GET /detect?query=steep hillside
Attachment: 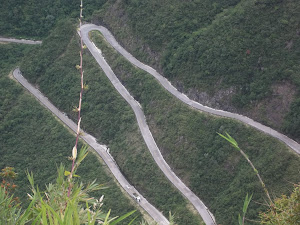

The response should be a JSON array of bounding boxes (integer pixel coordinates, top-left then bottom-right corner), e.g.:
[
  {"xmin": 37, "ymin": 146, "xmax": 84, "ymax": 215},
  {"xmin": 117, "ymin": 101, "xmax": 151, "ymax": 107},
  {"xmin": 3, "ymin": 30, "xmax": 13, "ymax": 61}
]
[
  {"xmin": 90, "ymin": 30, "xmax": 300, "ymax": 224},
  {"xmin": 0, "ymin": 0, "xmax": 108, "ymax": 38},
  {"xmin": 2, "ymin": 0, "xmax": 300, "ymax": 224},
  {"xmin": 0, "ymin": 43, "xmax": 140, "ymax": 224},
  {"xmin": 93, "ymin": 0, "xmax": 300, "ymax": 141},
  {"xmin": 20, "ymin": 20, "xmax": 204, "ymax": 224}
]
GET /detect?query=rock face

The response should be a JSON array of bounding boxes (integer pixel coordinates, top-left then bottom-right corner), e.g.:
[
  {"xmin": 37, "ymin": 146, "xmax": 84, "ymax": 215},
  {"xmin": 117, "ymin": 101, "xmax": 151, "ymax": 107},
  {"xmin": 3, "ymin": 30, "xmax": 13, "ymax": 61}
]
[
  {"xmin": 174, "ymin": 78, "xmax": 296, "ymax": 131},
  {"xmin": 241, "ymin": 81, "xmax": 297, "ymax": 130},
  {"xmin": 173, "ymin": 79, "xmax": 237, "ymax": 111}
]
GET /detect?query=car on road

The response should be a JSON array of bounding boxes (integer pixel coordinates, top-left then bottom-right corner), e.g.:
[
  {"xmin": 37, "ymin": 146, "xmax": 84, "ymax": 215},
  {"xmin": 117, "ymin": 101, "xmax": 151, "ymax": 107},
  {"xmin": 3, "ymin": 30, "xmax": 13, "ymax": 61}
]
[{"xmin": 133, "ymin": 193, "xmax": 141, "ymax": 202}]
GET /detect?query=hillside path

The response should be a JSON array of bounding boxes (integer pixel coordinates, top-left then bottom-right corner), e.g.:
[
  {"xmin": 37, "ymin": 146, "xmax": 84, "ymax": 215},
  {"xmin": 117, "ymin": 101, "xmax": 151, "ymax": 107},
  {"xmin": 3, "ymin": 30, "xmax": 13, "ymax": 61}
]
[
  {"xmin": 81, "ymin": 25, "xmax": 216, "ymax": 225},
  {"xmin": 13, "ymin": 68, "xmax": 169, "ymax": 225},
  {"xmin": 0, "ymin": 37, "xmax": 42, "ymax": 44},
  {"xmin": 81, "ymin": 24, "xmax": 300, "ymax": 155}
]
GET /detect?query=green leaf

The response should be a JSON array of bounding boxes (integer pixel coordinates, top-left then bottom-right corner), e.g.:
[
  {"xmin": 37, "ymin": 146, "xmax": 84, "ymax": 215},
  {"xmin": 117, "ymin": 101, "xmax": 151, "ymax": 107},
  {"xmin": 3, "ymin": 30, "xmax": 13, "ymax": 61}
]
[
  {"xmin": 127, "ymin": 216, "xmax": 138, "ymax": 225},
  {"xmin": 243, "ymin": 193, "xmax": 253, "ymax": 214},
  {"xmin": 16, "ymin": 197, "xmax": 36, "ymax": 224},
  {"xmin": 238, "ymin": 214, "xmax": 243, "ymax": 225},
  {"xmin": 32, "ymin": 211, "xmax": 42, "ymax": 225},
  {"xmin": 217, "ymin": 132, "xmax": 240, "ymax": 150},
  {"xmin": 64, "ymin": 171, "xmax": 71, "ymax": 176},
  {"xmin": 110, "ymin": 210, "xmax": 136, "ymax": 225},
  {"xmin": 45, "ymin": 204, "xmax": 64, "ymax": 225},
  {"xmin": 103, "ymin": 209, "xmax": 111, "ymax": 224},
  {"xmin": 41, "ymin": 202, "xmax": 48, "ymax": 225},
  {"xmin": 72, "ymin": 202, "xmax": 80, "ymax": 225}
]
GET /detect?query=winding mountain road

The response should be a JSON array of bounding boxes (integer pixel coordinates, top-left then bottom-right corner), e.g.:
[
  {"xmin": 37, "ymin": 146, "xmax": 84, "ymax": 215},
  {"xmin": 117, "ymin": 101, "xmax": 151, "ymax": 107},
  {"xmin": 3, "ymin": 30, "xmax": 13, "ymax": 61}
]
[
  {"xmin": 9, "ymin": 22, "xmax": 299, "ymax": 225},
  {"xmin": 81, "ymin": 24, "xmax": 300, "ymax": 155},
  {"xmin": 81, "ymin": 25, "xmax": 216, "ymax": 225},
  {"xmin": 12, "ymin": 68, "xmax": 169, "ymax": 225}
]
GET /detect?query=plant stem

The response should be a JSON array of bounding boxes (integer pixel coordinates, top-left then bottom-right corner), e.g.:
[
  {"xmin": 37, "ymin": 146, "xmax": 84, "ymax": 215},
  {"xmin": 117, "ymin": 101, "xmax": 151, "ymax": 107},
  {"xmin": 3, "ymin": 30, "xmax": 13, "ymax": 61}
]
[
  {"xmin": 68, "ymin": 0, "xmax": 84, "ymax": 198},
  {"xmin": 239, "ymin": 148, "xmax": 273, "ymax": 205}
]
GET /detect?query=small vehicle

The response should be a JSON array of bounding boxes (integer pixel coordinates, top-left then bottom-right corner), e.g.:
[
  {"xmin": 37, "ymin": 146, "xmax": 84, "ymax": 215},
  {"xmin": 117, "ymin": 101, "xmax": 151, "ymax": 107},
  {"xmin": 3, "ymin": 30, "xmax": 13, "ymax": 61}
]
[{"xmin": 133, "ymin": 193, "xmax": 141, "ymax": 202}]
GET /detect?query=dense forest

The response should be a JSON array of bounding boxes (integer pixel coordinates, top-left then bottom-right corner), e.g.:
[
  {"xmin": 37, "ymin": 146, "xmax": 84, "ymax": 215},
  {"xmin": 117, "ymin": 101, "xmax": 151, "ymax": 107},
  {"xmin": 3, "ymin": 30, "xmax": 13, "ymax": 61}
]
[
  {"xmin": 93, "ymin": 0, "xmax": 300, "ymax": 141},
  {"xmin": 1, "ymin": 0, "xmax": 300, "ymax": 224}
]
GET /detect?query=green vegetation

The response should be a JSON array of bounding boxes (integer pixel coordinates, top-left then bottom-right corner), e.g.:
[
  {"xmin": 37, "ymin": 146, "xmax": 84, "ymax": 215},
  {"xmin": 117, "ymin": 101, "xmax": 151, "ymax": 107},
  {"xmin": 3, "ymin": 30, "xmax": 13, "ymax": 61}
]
[
  {"xmin": 3, "ymin": 0, "xmax": 300, "ymax": 223},
  {"xmin": 0, "ymin": 0, "xmax": 108, "ymax": 38},
  {"xmin": 0, "ymin": 154, "xmax": 136, "ymax": 225},
  {"xmin": 259, "ymin": 184, "xmax": 300, "ymax": 224},
  {"xmin": 283, "ymin": 99, "xmax": 300, "ymax": 140},
  {"xmin": 0, "ymin": 43, "xmax": 140, "ymax": 224},
  {"xmin": 94, "ymin": 0, "xmax": 300, "ymax": 140},
  {"xmin": 20, "ymin": 21, "xmax": 204, "ymax": 224},
  {"xmin": 91, "ymin": 31, "xmax": 300, "ymax": 224},
  {"xmin": 220, "ymin": 133, "xmax": 300, "ymax": 225}
]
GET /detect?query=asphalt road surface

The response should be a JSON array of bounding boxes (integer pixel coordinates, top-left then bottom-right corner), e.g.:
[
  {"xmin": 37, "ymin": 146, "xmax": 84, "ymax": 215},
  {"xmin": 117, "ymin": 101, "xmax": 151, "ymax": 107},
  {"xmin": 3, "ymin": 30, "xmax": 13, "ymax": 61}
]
[
  {"xmin": 81, "ymin": 25, "xmax": 216, "ymax": 225},
  {"xmin": 13, "ymin": 68, "xmax": 169, "ymax": 225},
  {"xmin": 81, "ymin": 24, "xmax": 300, "ymax": 156},
  {"xmin": 0, "ymin": 37, "xmax": 42, "ymax": 45}
]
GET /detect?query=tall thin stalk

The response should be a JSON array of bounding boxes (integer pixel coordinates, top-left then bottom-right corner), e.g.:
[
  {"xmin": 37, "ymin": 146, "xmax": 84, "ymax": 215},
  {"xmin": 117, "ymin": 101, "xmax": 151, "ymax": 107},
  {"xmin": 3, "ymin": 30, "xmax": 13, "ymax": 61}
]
[
  {"xmin": 218, "ymin": 132, "xmax": 274, "ymax": 205},
  {"xmin": 68, "ymin": 0, "xmax": 84, "ymax": 198}
]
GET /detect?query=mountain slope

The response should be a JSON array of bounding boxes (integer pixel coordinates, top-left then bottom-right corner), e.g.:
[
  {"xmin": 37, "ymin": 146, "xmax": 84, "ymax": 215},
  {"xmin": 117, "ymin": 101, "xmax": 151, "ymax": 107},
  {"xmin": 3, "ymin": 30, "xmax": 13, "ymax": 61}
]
[
  {"xmin": 0, "ymin": 42, "xmax": 140, "ymax": 223},
  {"xmin": 93, "ymin": 0, "xmax": 300, "ymax": 141},
  {"xmin": 90, "ymin": 30, "xmax": 300, "ymax": 224}
]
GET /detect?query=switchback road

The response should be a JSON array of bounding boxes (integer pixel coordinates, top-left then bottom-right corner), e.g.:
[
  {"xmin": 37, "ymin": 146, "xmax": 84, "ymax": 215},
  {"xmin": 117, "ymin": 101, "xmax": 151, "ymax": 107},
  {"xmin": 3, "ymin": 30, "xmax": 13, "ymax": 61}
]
[
  {"xmin": 13, "ymin": 68, "xmax": 169, "ymax": 225},
  {"xmin": 11, "ymin": 22, "xmax": 300, "ymax": 224},
  {"xmin": 81, "ymin": 25, "xmax": 216, "ymax": 225},
  {"xmin": 81, "ymin": 24, "xmax": 300, "ymax": 155}
]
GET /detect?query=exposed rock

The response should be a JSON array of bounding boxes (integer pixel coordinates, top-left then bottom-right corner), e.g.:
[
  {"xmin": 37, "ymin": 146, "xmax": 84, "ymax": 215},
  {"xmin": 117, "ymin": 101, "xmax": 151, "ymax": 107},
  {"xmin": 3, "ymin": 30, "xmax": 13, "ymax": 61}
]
[
  {"xmin": 174, "ymin": 79, "xmax": 238, "ymax": 112},
  {"xmin": 241, "ymin": 81, "xmax": 296, "ymax": 129}
]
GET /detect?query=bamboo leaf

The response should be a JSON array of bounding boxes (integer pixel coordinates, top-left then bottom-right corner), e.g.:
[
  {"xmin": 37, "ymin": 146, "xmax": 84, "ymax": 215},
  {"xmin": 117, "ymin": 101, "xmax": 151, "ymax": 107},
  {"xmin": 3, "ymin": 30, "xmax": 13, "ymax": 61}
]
[
  {"xmin": 16, "ymin": 197, "xmax": 36, "ymax": 224},
  {"xmin": 238, "ymin": 214, "xmax": 243, "ymax": 225},
  {"xmin": 45, "ymin": 204, "xmax": 64, "ymax": 225},
  {"xmin": 41, "ymin": 203, "xmax": 48, "ymax": 225},
  {"xmin": 32, "ymin": 211, "xmax": 42, "ymax": 225},
  {"xmin": 217, "ymin": 132, "xmax": 240, "ymax": 150},
  {"xmin": 110, "ymin": 210, "xmax": 136, "ymax": 225},
  {"xmin": 127, "ymin": 216, "xmax": 138, "ymax": 225},
  {"xmin": 103, "ymin": 209, "xmax": 111, "ymax": 224},
  {"xmin": 243, "ymin": 193, "xmax": 253, "ymax": 214}
]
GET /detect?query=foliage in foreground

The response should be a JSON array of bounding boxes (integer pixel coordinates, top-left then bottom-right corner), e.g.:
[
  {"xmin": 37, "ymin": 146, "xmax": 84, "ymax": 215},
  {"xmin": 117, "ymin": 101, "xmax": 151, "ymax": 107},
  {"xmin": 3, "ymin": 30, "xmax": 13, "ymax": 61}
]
[
  {"xmin": 0, "ymin": 42, "xmax": 140, "ymax": 223},
  {"xmin": 220, "ymin": 132, "xmax": 300, "ymax": 225},
  {"xmin": 0, "ymin": 148, "xmax": 136, "ymax": 225},
  {"xmin": 259, "ymin": 184, "xmax": 300, "ymax": 224}
]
